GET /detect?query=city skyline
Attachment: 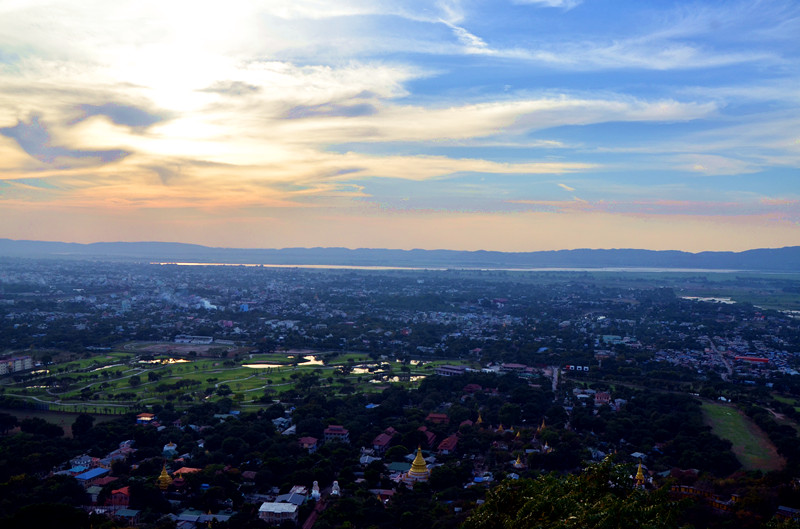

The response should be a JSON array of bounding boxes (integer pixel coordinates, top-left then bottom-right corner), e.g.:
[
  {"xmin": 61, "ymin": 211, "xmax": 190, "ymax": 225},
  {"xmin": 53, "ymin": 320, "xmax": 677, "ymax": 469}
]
[{"xmin": 1, "ymin": 1, "xmax": 799, "ymax": 252}]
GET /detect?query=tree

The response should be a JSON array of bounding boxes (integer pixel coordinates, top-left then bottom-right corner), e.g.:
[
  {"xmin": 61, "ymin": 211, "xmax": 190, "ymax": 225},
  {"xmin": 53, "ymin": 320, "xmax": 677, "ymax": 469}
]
[
  {"xmin": 464, "ymin": 458, "xmax": 688, "ymax": 529},
  {"xmin": 19, "ymin": 417, "xmax": 64, "ymax": 438},
  {"xmin": 129, "ymin": 375, "xmax": 141, "ymax": 387},
  {"xmin": 0, "ymin": 412, "xmax": 18, "ymax": 434},
  {"xmin": 71, "ymin": 413, "xmax": 94, "ymax": 438},
  {"xmin": 4, "ymin": 503, "xmax": 88, "ymax": 529}
]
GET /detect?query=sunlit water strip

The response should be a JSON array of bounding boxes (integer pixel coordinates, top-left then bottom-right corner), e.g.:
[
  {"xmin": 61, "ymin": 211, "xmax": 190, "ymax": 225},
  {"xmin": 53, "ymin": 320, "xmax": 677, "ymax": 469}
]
[{"xmin": 153, "ymin": 262, "xmax": 744, "ymax": 273}]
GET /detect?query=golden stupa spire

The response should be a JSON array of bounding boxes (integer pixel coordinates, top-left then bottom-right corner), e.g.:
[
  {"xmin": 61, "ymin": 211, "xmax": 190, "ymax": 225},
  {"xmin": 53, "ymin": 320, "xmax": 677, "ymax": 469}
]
[
  {"xmin": 158, "ymin": 462, "xmax": 173, "ymax": 491},
  {"xmin": 410, "ymin": 446, "xmax": 428, "ymax": 475},
  {"xmin": 537, "ymin": 419, "xmax": 546, "ymax": 433},
  {"xmin": 476, "ymin": 412, "xmax": 483, "ymax": 425},
  {"xmin": 634, "ymin": 460, "xmax": 645, "ymax": 488}
]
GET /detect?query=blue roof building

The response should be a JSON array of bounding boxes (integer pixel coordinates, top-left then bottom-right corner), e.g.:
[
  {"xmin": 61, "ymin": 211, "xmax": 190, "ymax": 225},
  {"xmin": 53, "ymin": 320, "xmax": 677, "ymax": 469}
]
[{"xmin": 75, "ymin": 467, "xmax": 110, "ymax": 483}]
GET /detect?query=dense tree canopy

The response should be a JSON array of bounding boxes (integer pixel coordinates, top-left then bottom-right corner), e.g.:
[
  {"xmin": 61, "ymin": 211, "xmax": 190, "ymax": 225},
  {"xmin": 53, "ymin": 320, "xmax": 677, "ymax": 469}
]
[{"xmin": 464, "ymin": 458, "xmax": 688, "ymax": 529}]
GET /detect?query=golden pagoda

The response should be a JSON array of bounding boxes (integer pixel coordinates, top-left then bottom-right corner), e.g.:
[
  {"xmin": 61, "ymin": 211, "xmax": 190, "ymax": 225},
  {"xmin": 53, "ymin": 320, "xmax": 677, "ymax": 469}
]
[
  {"xmin": 634, "ymin": 460, "xmax": 646, "ymax": 488},
  {"xmin": 513, "ymin": 455, "xmax": 526, "ymax": 469},
  {"xmin": 157, "ymin": 463, "xmax": 173, "ymax": 491},
  {"xmin": 476, "ymin": 412, "xmax": 483, "ymax": 426},
  {"xmin": 402, "ymin": 446, "xmax": 430, "ymax": 485},
  {"xmin": 537, "ymin": 419, "xmax": 546, "ymax": 434}
]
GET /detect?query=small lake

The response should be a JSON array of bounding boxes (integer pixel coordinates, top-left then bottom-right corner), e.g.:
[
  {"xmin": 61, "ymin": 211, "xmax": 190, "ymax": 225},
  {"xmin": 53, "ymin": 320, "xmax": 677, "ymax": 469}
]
[
  {"xmin": 138, "ymin": 358, "xmax": 190, "ymax": 365},
  {"xmin": 244, "ymin": 355, "xmax": 324, "ymax": 369}
]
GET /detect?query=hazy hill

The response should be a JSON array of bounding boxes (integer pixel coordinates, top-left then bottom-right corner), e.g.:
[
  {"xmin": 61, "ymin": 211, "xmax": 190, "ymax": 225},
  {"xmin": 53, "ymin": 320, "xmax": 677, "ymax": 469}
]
[{"xmin": 1, "ymin": 239, "xmax": 799, "ymax": 271}]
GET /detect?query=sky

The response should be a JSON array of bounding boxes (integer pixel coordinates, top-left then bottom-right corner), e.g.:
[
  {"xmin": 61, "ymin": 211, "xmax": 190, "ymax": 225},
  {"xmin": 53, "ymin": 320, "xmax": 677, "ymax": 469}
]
[{"xmin": 0, "ymin": 0, "xmax": 799, "ymax": 252}]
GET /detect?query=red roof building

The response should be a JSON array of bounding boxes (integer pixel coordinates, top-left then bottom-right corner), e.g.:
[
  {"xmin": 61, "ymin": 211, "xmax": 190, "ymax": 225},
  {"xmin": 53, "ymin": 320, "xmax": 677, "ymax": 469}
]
[
  {"xmin": 372, "ymin": 427, "xmax": 398, "ymax": 454},
  {"xmin": 324, "ymin": 425, "xmax": 350, "ymax": 443},
  {"xmin": 437, "ymin": 434, "xmax": 459, "ymax": 455},
  {"xmin": 417, "ymin": 426, "xmax": 436, "ymax": 447},
  {"xmin": 595, "ymin": 392, "xmax": 611, "ymax": 406},
  {"xmin": 425, "ymin": 412, "xmax": 449, "ymax": 425},
  {"xmin": 110, "ymin": 486, "xmax": 130, "ymax": 507},
  {"xmin": 298, "ymin": 436, "xmax": 319, "ymax": 454}
]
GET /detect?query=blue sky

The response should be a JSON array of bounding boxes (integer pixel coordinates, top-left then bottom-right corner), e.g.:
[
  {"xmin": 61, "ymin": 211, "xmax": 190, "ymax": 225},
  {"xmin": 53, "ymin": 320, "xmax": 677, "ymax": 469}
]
[{"xmin": 0, "ymin": 0, "xmax": 798, "ymax": 251}]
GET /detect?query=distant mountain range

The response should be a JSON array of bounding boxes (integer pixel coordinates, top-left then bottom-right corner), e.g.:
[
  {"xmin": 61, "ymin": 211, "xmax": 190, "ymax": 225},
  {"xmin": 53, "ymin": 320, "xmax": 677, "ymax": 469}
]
[{"xmin": 1, "ymin": 239, "xmax": 799, "ymax": 272}]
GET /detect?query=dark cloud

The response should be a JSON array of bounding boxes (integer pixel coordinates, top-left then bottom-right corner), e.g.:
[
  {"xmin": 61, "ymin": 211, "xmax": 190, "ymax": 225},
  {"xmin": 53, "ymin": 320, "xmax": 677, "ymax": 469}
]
[
  {"xmin": 74, "ymin": 103, "xmax": 166, "ymax": 129},
  {"xmin": 0, "ymin": 115, "xmax": 129, "ymax": 165},
  {"xmin": 200, "ymin": 81, "xmax": 261, "ymax": 96},
  {"xmin": 147, "ymin": 165, "xmax": 180, "ymax": 185},
  {"xmin": 285, "ymin": 102, "xmax": 378, "ymax": 119}
]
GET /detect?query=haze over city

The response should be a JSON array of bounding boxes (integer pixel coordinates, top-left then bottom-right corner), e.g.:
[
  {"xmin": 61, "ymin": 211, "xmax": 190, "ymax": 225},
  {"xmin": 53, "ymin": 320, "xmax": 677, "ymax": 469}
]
[{"xmin": 1, "ymin": 1, "xmax": 799, "ymax": 252}]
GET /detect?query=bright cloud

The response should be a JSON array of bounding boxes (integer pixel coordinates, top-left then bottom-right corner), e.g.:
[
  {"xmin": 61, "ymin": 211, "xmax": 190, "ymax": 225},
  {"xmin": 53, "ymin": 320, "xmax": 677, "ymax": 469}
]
[{"xmin": 0, "ymin": 0, "xmax": 799, "ymax": 251}]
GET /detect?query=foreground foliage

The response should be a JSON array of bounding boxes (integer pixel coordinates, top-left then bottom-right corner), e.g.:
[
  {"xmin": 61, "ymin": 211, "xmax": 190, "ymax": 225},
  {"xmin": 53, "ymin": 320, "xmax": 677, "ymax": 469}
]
[{"xmin": 464, "ymin": 458, "xmax": 688, "ymax": 529}]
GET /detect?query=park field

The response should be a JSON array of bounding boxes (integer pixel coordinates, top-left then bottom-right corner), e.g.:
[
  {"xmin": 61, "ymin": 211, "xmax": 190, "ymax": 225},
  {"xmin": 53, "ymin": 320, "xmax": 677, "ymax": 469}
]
[
  {"xmin": 1, "ymin": 345, "xmax": 478, "ymax": 417},
  {"xmin": 701, "ymin": 401, "xmax": 785, "ymax": 472}
]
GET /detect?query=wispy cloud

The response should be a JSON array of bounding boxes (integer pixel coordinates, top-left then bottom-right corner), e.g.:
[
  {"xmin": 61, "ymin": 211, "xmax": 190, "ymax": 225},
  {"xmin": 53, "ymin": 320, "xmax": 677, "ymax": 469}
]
[{"xmin": 511, "ymin": 0, "xmax": 582, "ymax": 9}]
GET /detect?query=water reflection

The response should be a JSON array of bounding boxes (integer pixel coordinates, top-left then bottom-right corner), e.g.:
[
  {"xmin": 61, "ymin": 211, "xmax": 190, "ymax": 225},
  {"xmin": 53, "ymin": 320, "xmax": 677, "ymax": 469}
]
[
  {"xmin": 369, "ymin": 376, "xmax": 426, "ymax": 383},
  {"xmin": 245, "ymin": 355, "xmax": 324, "ymax": 369},
  {"xmin": 298, "ymin": 355, "xmax": 324, "ymax": 366},
  {"xmin": 681, "ymin": 296, "xmax": 736, "ymax": 304},
  {"xmin": 395, "ymin": 359, "xmax": 421, "ymax": 365},
  {"xmin": 138, "ymin": 358, "xmax": 189, "ymax": 365}
]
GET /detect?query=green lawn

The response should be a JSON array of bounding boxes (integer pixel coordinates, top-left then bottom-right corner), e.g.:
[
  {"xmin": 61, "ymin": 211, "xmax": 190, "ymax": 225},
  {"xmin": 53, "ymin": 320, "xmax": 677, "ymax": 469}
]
[
  {"xmin": 772, "ymin": 394, "xmax": 799, "ymax": 406},
  {"xmin": 701, "ymin": 401, "xmax": 784, "ymax": 472},
  {"xmin": 4, "ymin": 347, "xmax": 443, "ymax": 414}
]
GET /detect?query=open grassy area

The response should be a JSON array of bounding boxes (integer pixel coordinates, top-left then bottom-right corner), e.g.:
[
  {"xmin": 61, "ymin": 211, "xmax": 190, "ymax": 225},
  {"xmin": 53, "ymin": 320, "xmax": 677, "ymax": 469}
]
[
  {"xmin": 2, "ymin": 408, "xmax": 123, "ymax": 437},
  {"xmin": 701, "ymin": 401, "xmax": 785, "ymax": 472},
  {"xmin": 2, "ymin": 345, "xmax": 458, "ymax": 416},
  {"xmin": 772, "ymin": 394, "xmax": 800, "ymax": 413}
]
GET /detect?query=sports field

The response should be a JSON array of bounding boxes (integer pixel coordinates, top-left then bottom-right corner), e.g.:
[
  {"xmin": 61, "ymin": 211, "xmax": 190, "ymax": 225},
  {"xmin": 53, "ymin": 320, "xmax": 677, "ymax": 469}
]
[{"xmin": 701, "ymin": 401, "xmax": 784, "ymax": 472}]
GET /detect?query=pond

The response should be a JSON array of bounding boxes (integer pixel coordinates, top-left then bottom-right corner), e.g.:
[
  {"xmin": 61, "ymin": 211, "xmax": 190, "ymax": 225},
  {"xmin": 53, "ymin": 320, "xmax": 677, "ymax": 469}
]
[
  {"xmin": 138, "ymin": 358, "xmax": 190, "ymax": 365},
  {"xmin": 244, "ymin": 355, "xmax": 325, "ymax": 369}
]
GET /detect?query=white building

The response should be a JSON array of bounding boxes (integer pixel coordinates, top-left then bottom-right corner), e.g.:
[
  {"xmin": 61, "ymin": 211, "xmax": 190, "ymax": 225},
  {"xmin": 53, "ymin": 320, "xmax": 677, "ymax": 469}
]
[
  {"xmin": 258, "ymin": 502, "xmax": 298, "ymax": 525},
  {"xmin": 0, "ymin": 356, "xmax": 33, "ymax": 375}
]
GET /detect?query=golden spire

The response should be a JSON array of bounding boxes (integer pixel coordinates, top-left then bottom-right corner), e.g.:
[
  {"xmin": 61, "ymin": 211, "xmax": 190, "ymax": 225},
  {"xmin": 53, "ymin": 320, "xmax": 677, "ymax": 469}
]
[
  {"xmin": 410, "ymin": 446, "xmax": 428, "ymax": 475},
  {"xmin": 634, "ymin": 460, "xmax": 645, "ymax": 488},
  {"xmin": 402, "ymin": 446, "xmax": 430, "ymax": 485},
  {"xmin": 158, "ymin": 463, "xmax": 173, "ymax": 491},
  {"xmin": 497, "ymin": 424, "xmax": 504, "ymax": 433},
  {"xmin": 537, "ymin": 419, "xmax": 546, "ymax": 433},
  {"xmin": 476, "ymin": 412, "xmax": 483, "ymax": 425}
]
